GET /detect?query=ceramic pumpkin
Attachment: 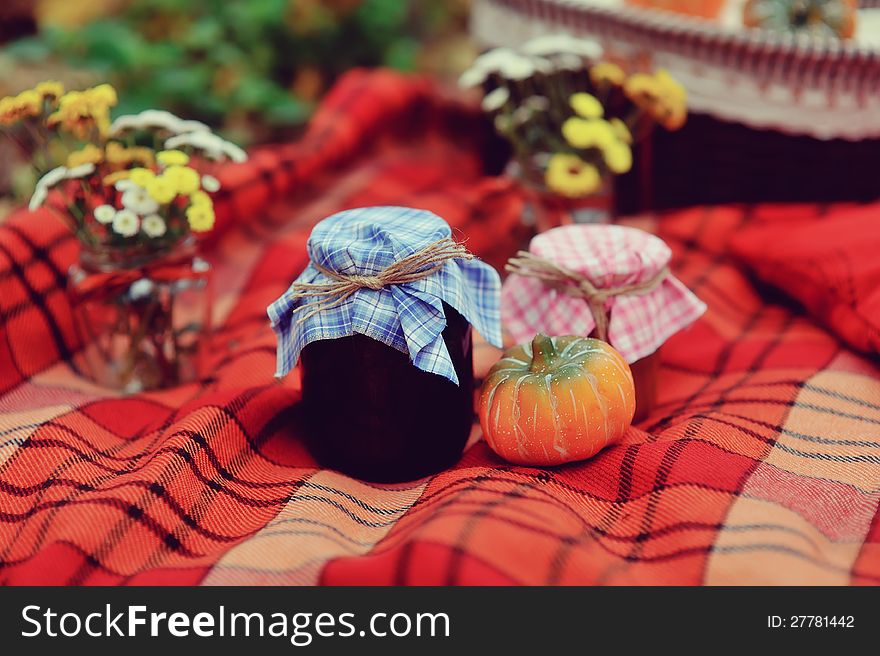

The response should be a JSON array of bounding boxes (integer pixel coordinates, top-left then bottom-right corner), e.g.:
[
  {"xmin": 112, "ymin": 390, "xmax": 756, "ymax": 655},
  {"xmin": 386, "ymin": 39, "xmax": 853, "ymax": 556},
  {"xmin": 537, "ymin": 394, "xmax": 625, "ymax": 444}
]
[{"xmin": 479, "ymin": 334, "xmax": 635, "ymax": 466}]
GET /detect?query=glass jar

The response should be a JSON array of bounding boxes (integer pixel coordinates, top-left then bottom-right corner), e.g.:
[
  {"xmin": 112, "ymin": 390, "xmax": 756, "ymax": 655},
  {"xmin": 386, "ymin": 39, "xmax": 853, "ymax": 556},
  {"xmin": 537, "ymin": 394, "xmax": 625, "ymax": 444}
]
[
  {"xmin": 301, "ymin": 304, "xmax": 473, "ymax": 483},
  {"xmin": 268, "ymin": 206, "xmax": 503, "ymax": 483},
  {"xmin": 502, "ymin": 224, "xmax": 706, "ymax": 425},
  {"xmin": 507, "ymin": 157, "xmax": 614, "ymax": 233},
  {"xmin": 67, "ymin": 236, "xmax": 212, "ymax": 392}
]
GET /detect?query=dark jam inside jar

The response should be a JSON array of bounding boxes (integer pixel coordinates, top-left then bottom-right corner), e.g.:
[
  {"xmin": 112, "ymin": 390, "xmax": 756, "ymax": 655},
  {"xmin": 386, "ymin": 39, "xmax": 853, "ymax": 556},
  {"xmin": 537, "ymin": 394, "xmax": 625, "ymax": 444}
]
[{"xmin": 300, "ymin": 304, "xmax": 473, "ymax": 483}]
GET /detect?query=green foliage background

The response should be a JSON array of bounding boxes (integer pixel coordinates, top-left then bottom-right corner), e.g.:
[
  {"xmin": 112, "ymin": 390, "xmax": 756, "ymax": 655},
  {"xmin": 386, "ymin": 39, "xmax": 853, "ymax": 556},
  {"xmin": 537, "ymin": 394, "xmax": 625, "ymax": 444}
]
[{"xmin": 3, "ymin": 0, "xmax": 468, "ymax": 144}]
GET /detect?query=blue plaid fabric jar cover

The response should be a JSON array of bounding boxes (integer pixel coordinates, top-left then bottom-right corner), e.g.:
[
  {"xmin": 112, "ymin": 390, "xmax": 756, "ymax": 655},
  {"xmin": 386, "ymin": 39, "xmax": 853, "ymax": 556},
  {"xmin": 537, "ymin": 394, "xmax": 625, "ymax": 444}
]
[{"xmin": 268, "ymin": 206, "xmax": 503, "ymax": 385}]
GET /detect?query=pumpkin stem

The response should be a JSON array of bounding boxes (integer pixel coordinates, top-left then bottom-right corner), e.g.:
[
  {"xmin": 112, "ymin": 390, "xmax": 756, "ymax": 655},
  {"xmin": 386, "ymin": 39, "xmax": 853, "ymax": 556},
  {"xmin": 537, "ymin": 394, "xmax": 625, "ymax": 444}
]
[{"xmin": 529, "ymin": 334, "xmax": 557, "ymax": 373}]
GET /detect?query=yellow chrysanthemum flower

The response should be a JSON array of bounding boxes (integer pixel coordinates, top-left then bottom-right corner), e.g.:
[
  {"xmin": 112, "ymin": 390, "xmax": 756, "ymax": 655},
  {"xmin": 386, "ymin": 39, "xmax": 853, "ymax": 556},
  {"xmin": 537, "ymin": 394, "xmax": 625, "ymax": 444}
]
[
  {"xmin": 189, "ymin": 190, "xmax": 212, "ymax": 207},
  {"xmin": 569, "ymin": 93, "xmax": 603, "ymax": 119},
  {"xmin": 163, "ymin": 165, "xmax": 200, "ymax": 195},
  {"xmin": 654, "ymin": 69, "xmax": 687, "ymax": 130},
  {"xmin": 128, "ymin": 168, "xmax": 156, "ymax": 188},
  {"xmin": 603, "ymin": 141, "xmax": 633, "ymax": 175},
  {"xmin": 624, "ymin": 73, "xmax": 660, "ymax": 107},
  {"xmin": 106, "ymin": 142, "xmax": 155, "ymax": 168},
  {"xmin": 16, "ymin": 90, "xmax": 43, "ymax": 114},
  {"xmin": 610, "ymin": 118, "xmax": 633, "ymax": 145},
  {"xmin": 186, "ymin": 203, "xmax": 215, "ymax": 232},
  {"xmin": 35, "ymin": 81, "xmax": 65, "ymax": 100},
  {"xmin": 545, "ymin": 153, "xmax": 601, "ymax": 198},
  {"xmin": 47, "ymin": 91, "xmax": 93, "ymax": 138},
  {"xmin": 146, "ymin": 176, "xmax": 177, "ymax": 204},
  {"xmin": 103, "ymin": 170, "xmax": 132, "ymax": 186},
  {"xmin": 66, "ymin": 144, "xmax": 104, "ymax": 168},
  {"xmin": 589, "ymin": 62, "xmax": 626, "ymax": 87},
  {"xmin": 87, "ymin": 84, "xmax": 116, "ymax": 136},
  {"xmin": 48, "ymin": 90, "xmax": 86, "ymax": 116},
  {"xmin": 561, "ymin": 117, "xmax": 615, "ymax": 150},
  {"xmin": 89, "ymin": 84, "xmax": 117, "ymax": 104},
  {"xmin": 47, "ymin": 84, "xmax": 117, "ymax": 138},
  {"xmin": 0, "ymin": 100, "xmax": 17, "ymax": 125},
  {"xmin": 624, "ymin": 69, "xmax": 687, "ymax": 131},
  {"xmin": 0, "ymin": 97, "xmax": 13, "ymax": 124},
  {"xmin": 157, "ymin": 150, "xmax": 190, "ymax": 167},
  {"xmin": 0, "ymin": 90, "xmax": 43, "ymax": 124}
]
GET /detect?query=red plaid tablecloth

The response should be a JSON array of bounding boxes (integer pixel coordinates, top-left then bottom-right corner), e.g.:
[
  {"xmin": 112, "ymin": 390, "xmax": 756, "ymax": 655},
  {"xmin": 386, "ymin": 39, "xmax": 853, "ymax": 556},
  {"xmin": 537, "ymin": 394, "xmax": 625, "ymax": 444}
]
[{"xmin": 1, "ymin": 70, "xmax": 879, "ymax": 585}]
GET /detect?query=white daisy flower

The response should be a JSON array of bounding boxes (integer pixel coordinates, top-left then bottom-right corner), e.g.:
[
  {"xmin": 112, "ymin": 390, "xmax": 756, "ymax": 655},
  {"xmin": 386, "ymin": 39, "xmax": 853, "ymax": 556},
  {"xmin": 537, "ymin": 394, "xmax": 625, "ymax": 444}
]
[
  {"xmin": 472, "ymin": 47, "xmax": 518, "ymax": 72},
  {"xmin": 28, "ymin": 186, "xmax": 49, "ymax": 212},
  {"xmin": 29, "ymin": 164, "xmax": 96, "ymax": 211},
  {"xmin": 109, "ymin": 109, "xmax": 211, "ymax": 138},
  {"xmin": 200, "ymin": 175, "xmax": 221, "ymax": 193},
  {"xmin": 568, "ymin": 38, "xmax": 603, "ymax": 60},
  {"xmin": 178, "ymin": 119, "xmax": 212, "ymax": 133},
  {"xmin": 522, "ymin": 35, "xmax": 566, "ymax": 56},
  {"xmin": 115, "ymin": 179, "xmax": 138, "ymax": 192},
  {"xmin": 112, "ymin": 209, "xmax": 139, "ymax": 237},
  {"xmin": 523, "ymin": 34, "xmax": 602, "ymax": 60},
  {"xmin": 458, "ymin": 66, "xmax": 489, "ymax": 89},
  {"xmin": 128, "ymin": 278, "xmax": 154, "ymax": 301},
  {"xmin": 552, "ymin": 52, "xmax": 586, "ymax": 72},
  {"xmin": 110, "ymin": 111, "xmax": 180, "ymax": 136},
  {"xmin": 67, "ymin": 163, "xmax": 96, "ymax": 179},
  {"xmin": 35, "ymin": 167, "xmax": 69, "ymax": 193},
  {"xmin": 494, "ymin": 114, "xmax": 512, "ymax": 134},
  {"xmin": 524, "ymin": 96, "xmax": 550, "ymax": 112},
  {"xmin": 121, "ymin": 186, "xmax": 159, "ymax": 215},
  {"xmin": 94, "ymin": 205, "xmax": 117, "ymax": 225},
  {"xmin": 500, "ymin": 54, "xmax": 537, "ymax": 80},
  {"xmin": 531, "ymin": 56, "xmax": 554, "ymax": 74},
  {"xmin": 481, "ymin": 87, "xmax": 511, "ymax": 112},
  {"xmin": 512, "ymin": 106, "xmax": 535, "ymax": 125},
  {"xmin": 141, "ymin": 214, "xmax": 167, "ymax": 238},
  {"xmin": 163, "ymin": 132, "xmax": 247, "ymax": 163}
]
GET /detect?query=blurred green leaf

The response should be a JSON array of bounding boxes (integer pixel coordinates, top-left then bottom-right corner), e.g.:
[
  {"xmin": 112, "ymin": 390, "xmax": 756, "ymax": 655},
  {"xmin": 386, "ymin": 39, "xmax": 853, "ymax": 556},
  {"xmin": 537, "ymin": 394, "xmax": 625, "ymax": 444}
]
[
  {"xmin": 358, "ymin": 0, "xmax": 409, "ymax": 34},
  {"xmin": 183, "ymin": 17, "xmax": 224, "ymax": 50},
  {"xmin": 383, "ymin": 38, "xmax": 418, "ymax": 71},
  {"xmin": 79, "ymin": 20, "xmax": 147, "ymax": 69},
  {"xmin": 232, "ymin": 76, "xmax": 284, "ymax": 110},
  {"xmin": 264, "ymin": 95, "xmax": 310, "ymax": 125}
]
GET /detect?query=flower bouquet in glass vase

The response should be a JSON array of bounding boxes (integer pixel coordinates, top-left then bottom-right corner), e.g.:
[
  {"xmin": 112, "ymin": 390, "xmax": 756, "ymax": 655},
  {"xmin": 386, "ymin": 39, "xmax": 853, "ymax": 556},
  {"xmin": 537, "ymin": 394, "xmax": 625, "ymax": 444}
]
[
  {"xmin": 0, "ymin": 82, "xmax": 247, "ymax": 392},
  {"xmin": 459, "ymin": 35, "xmax": 688, "ymax": 232}
]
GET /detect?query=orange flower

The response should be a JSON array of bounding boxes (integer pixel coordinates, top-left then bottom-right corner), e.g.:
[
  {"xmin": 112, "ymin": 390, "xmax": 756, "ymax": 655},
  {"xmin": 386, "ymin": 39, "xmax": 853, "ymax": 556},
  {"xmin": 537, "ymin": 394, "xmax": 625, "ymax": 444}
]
[
  {"xmin": 624, "ymin": 69, "xmax": 687, "ymax": 130},
  {"xmin": 66, "ymin": 144, "xmax": 104, "ymax": 168},
  {"xmin": 47, "ymin": 84, "xmax": 118, "ymax": 138},
  {"xmin": 0, "ymin": 90, "xmax": 43, "ymax": 125},
  {"xmin": 105, "ymin": 142, "xmax": 155, "ymax": 168},
  {"xmin": 590, "ymin": 62, "xmax": 626, "ymax": 87},
  {"xmin": 35, "ymin": 81, "xmax": 64, "ymax": 101}
]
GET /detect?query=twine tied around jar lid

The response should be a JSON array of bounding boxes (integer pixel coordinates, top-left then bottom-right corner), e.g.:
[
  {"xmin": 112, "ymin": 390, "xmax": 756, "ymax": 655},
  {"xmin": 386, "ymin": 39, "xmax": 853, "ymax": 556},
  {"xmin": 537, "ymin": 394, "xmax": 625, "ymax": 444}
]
[
  {"xmin": 288, "ymin": 237, "xmax": 474, "ymax": 325},
  {"xmin": 505, "ymin": 250, "xmax": 669, "ymax": 342}
]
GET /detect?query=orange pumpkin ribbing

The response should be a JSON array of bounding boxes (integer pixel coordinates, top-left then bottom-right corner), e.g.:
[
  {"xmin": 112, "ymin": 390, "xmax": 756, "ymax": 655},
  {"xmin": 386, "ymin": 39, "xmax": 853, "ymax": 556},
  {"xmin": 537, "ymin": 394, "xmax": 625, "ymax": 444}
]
[{"xmin": 479, "ymin": 334, "xmax": 636, "ymax": 466}]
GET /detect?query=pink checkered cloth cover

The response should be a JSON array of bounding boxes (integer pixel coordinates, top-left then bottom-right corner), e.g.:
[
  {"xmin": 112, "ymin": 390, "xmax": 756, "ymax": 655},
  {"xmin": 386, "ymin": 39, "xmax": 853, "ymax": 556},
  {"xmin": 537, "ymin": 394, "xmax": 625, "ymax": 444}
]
[{"xmin": 502, "ymin": 224, "xmax": 706, "ymax": 363}]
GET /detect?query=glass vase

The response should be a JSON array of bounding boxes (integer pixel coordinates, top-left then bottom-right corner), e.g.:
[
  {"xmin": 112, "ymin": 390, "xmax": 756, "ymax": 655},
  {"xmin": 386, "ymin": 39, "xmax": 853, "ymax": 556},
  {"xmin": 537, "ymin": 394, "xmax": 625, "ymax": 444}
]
[
  {"xmin": 67, "ymin": 236, "xmax": 212, "ymax": 393},
  {"xmin": 507, "ymin": 157, "xmax": 614, "ymax": 233}
]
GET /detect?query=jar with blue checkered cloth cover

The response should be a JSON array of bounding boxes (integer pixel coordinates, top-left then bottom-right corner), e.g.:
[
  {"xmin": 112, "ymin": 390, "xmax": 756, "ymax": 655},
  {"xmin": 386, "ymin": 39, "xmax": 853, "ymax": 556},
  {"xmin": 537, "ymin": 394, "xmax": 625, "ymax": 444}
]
[{"xmin": 268, "ymin": 207, "xmax": 503, "ymax": 482}]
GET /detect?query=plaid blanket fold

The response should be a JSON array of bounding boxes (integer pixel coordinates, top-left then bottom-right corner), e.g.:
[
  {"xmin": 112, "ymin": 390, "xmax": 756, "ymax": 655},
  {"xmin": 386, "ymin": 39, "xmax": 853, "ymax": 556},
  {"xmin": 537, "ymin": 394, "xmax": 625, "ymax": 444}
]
[{"xmin": 1, "ymin": 70, "xmax": 879, "ymax": 585}]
